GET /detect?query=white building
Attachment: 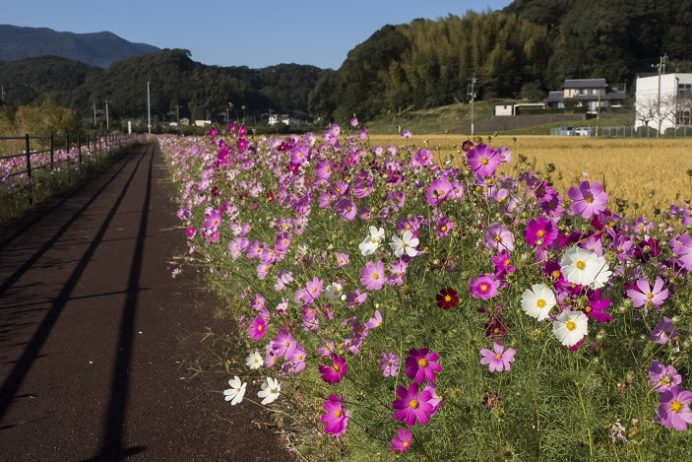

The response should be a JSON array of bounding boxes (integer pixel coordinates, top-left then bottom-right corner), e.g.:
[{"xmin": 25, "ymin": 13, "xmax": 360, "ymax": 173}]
[
  {"xmin": 635, "ymin": 73, "xmax": 692, "ymax": 133},
  {"xmin": 268, "ymin": 113, "xmax": 302, "ymax": 126},
  {"xmin": 546, "ymin": 79, "xmax": 626, "ymax": 113}
]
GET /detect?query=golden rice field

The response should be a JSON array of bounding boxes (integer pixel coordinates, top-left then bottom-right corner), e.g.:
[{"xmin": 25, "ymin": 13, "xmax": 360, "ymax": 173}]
[{"xmin": 369, "ymin": 134, "xmax": 692, "ymax": 215}]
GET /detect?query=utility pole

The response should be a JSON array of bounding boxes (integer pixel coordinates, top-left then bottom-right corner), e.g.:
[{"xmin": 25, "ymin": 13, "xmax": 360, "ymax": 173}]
[
  {"xmin": 93, "ymin": 103, "xmax": 97, "ymax": 127},
  {"xmin": 596, "ymin": 91, "xmax": 601, "ymax": 136},
  {"xmin": 1, "ymin": 84, "xmax": 4, "ymax": 103},
  {"xmin": 147, "ymin": 80, "xmax": 151, "ymax": 134},
  {"xmin": 468, "ymin": 73, "xmax": 478, "ymax": 136},
  {"xmin": 105, "ymin": 99, "xmax": 110, "ymax": 131},
  {"xmin": 653, "ymin": 54, "xmax": 668, "ymax": 138}
]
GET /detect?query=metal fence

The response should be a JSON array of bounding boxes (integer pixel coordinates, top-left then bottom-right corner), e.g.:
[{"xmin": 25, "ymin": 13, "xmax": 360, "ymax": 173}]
[
  {"xmin": 0, "ymin": 133, "xmax": 133, "ymax": 181},
  {"xmin": 550, "ymin": 125, "xmax": 692, "ymax": 137}
]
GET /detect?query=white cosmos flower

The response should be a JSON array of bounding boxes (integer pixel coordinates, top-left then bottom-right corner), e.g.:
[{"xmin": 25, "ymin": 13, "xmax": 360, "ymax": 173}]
[
  {"xmin": 223, "ymin": 376, "xmax": 246, "ymax": 405},
  {"xmin": 257, "ymin": 377, "xmax": 281, "ymax": 405},
  {"xmin": 325, "ymin": 282, "xmax": 343, "ymax": 301},
  {"xmin": 359, "ymin": 226, "xmax": 385, "ymax": 256},
  {"xmin": 552, "ymin": 310, "xmax": 589, "ymax": 347},
  {"xmin": 390, "ymin": 230, "xmax": 419, "ymax": 258},
  {"xmin": 521, "ymin": 283, "xmax": 557, "ymax": 321},
  {"xmin": 560, "ymin": 246, "xmax": 611, "ymax": 289},
  {"xmin": 245, "ymin": 350, "xmax": 264, "ymax": 370}
]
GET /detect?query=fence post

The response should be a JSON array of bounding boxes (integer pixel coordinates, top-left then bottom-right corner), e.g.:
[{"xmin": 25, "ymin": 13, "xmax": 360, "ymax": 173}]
[
  {"xmin": 24, "ymin": 134, "xmax": 32, "ymax": 179},
  {"xmin": 50, "ymin": 133, "xmax": 55, "ymax": 170}
]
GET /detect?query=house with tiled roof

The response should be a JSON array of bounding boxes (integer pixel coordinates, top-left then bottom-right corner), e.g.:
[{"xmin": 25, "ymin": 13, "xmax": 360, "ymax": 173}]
[{"xmin": 545, "ymin": 79, "xmax": 626, "ymax": 113}]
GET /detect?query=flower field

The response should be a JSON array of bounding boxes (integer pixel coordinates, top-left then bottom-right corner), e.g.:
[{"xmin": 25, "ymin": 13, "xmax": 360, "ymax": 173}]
[
  {"xmin": 162, "ymin": 124, "xmax": 691, "ymax": 461},
  {"xmin": 369, "ymin": 134, "xmax": 692, "ymax": 216}
]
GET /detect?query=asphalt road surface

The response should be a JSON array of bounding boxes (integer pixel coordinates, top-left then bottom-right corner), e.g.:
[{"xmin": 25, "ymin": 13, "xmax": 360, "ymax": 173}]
[{"xmin": 0, "ymin": 143, "xmax": 292, "ymax": 461}]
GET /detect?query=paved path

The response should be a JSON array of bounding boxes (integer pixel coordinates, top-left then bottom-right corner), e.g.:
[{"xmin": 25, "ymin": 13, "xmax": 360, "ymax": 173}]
[{"xmin": 0, "ymin": 144, "xmax": 292, "ymax": 461}]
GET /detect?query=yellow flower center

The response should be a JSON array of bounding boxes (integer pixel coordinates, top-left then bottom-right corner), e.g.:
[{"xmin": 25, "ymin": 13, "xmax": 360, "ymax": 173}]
[
  {"xmin": 585, "ymin": 196, "xmax": 593, "ymax": 203},
  {"xmin": 536, "ymin": 299, "xmax": 546, "ymax": 308},
  {"xmin": 440, "ymin": 225, "xmax": 447, "ymax": 232},
  {"xmin": 552, "ymin": 270, "xmax": 561, "ymax": 279},
  {"xmin": 334, "ymin": 409, "xmax": 341, "ymax": 417},
  {"xmin": 409, "ymin": 399, "xmax": 419, "ymax": 409},
  {"xmin": 566, "ymin": 321, "xmax": 577, "ymax": 331},
  {"xmin": 576, "ymin": 260, "xmax": 586, "ymax": 270},
  {"xmin": 417, "ymin": 358, "xmax": 428, "ymax": 368},
  {"xmin": 480, "ymin": 157, "xmax": 489, "ymax": 165},
  {"xmin": 584, "ymin": 306, "xmax": 592, "ymax": 313},
  {"xmin": 495, "ymin": 353, "xmax": 502, "ymax": 360},
  {"xmin": 257, "ymin": 324, "xmax": 263, "ymax": 331},
  {"xmin": 646, "ymin": 292, "xmax": 654, "ymax": 300},
  {"xmin": 494, "ymin": 235, "xmax": 501, "ymax": 242},
  {"xmin": 444, "ymin": 295, "xmax": 452, "ymax": 303},
  {"xmin": 372, "ymin": 273, "xmax": 379, "ymax": 280},
  {"xmin": 659, "ymin": 376, "xmax": 671, "ymax": 386},
  {"xmin": 332, "ymin": 363, "xmax": 340, "ymax": 372},
  {"xmin": 537, "ymin": 230, "xmax": 545, "ymax": 237},
  {"xmin": 480, "ymin": 284, "xmax": 489, "ymax": 292},
  {"xmin": 284, "ymin": 341, "xmax": 290, "ymax": 347},
  {"xmin": 671, "ymin": 400, "xmax": 683, "ymax": 413},
  {"xmin": 493, "ymin": 327, "xmax": 500, "ymax": 334},
  {"xmin": 405, "ymin": 224, "xmax": 411, "ymax": 229},
  {"xmin": 403, "ymin": 441, "xmax": 410, "ymax": 448}
]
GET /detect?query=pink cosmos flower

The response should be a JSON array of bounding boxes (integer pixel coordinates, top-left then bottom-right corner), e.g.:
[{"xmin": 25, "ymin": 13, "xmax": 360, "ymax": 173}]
[
  {"xmin": 344, "ymin": 289, "xmax": 368, "ymax": 308},
  {"xmin": 567, "ymin": 181, "xmax": 608, "ymax": 219},
  {"xmin": 319, "ymin": 355, "xmax": 348, "ymax": 384},
  {"xmin": 271, "ymin": 330, "xmax": 297, "ymax": 360},
  {"xmin": 320, "ymin": 394, "xmax": 349, "ymax": 437},
  {"xmin": 360, "ymin": 261, "xmax": 385, "ymax": 291},
  {"xmin": 649, "ymin": 316, "xmax": 677, "ymax": 345},
  {"xmin": 392, "ymin": 383, "xmax": 434, "ymax": 426},
  {"xmin": 582, "ymin": 290, "xmax": 612, "ymax": 324},
  {"xmin": 350, "ymin": 117, "xmax": 359, "ymax": 127},
  {"xmin": 466, "ymin": 144, "xmax": 501, "ymax": 177},
  {"xmin": 423, "ymin": 383, "xmax": 443, "ymax": 415},
  {"xmin": 405, "ymin": 348, "xmax": 442, "ymax": 384},
  {"xmin": 185, "ymin": 226, "xmax": 196, "ymax": 238},
  {"xmin": 483, "ymin": 223, "xmax": 515, "ymax": 252},
  {"xmin": 670, "ymin": 234, "xmax": 692, "ymax": 271},
  {"xmin": 334, "ymin": 197, "xmax": 357, "ymax": 221},
  {"xmin": 626, "ymin": 277, "xmax": 669, "ymax": 309},
  {"xmin": 365, "ymin": 309, "xmax": 383, "ymax": 329},
  {"xmin": 389, "ymin": 428, "xmax": 412, "ymax": 453},
  {"xmin": 648, "ymin": 361, "xmax": 682, "ymax": 393},
  {"xmin": 334, "ymin": 252, "xmax": 350, "ymax": 268},
  {"xmin": 379, "ymin": 351, "xmax": 400, "ymax": 377},
  {"xmin": 400, "ymin": 129, "xmax": 412, "ymax": 138},
  {"xmin": 469, "ymin": 274, "xmax": 501, "ymax": 300},
  {"xmin": 490, "ymin": 251, "xmax": 515, "ymax": 279},
  {"xmin": 248, "ymin": 315, "xmax": 267, "ymax": 341},
  {"xmin": 424, "ymin": 176, "xmax": 453, "ymax": 206},
  {"xmin": 479, "ymin": 343, "xmax": 516, "ymax": 373},
  {"xmin": 655, "ymin": 387, "xmax": 692, "ymax": 431},
  {"xmin": 435, "ymin": 215, "xmax": 454, "ymax": 237}
]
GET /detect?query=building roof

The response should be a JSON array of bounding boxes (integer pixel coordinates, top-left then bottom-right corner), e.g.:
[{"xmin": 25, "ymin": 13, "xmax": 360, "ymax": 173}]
[
  {"xmin": 562, "ymin": 78, "xmax": 607, "ymax": 89},
  {"xmin": 546, "ymin": 91, "xmax": 564, "ymax": 103}
]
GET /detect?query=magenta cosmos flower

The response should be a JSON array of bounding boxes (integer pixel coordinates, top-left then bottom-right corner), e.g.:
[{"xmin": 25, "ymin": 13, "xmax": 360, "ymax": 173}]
[
  {"xmin": 469, "ymin": 274, "xmax": 501, "ymax": 300},
  {"xmin": 567, "ymin": 181, "xmax": 607, "ymax": 219},
  {"xmin": 360, "ymin": 260, "xmax": 385, "ymax": 291},
  {"xmin": 319, "ymin": 354, "xmax": 348, "ymax": 384},
  {"xmin": 389, "ymin": 428, "xmax": 412, "ymax": 453},
  {"xmin": 582, "ymin": 290, "xmax": 612, "ymax": 324},
  {"xmin": 483, "ymin": 223, "xmax": 515, "ymax": 252},
  {"xmin": 405, "ymin": 348, "xmax": 442, "ymax": 384},
  {"xmin": 466, "ymin": 144, "xmax": 501, "ymax": 177},
  {"xmin": 655, "ymin": 387, "xmax": 692, "ymax": 431},
  {"xmin": 626, "ymin": 277, "xmax": 669, "ymax": 309},
  {"xmin": 524, "ymin": 217, "xmax": 558, "ymax": 250},
  {"xmin": 247, "ymin": 315, "xmax": 267, "ymax": 340},
  {"xmin": 320, "ymin": 394, "xmax": 349, "ymax": 437},
  {"xmin": 392, "ymin": 382, "xmax": 434, "ymax": 426},
  {"xmin": 479, "ymin": 343, "xmax": 516, "ymax": 373}
]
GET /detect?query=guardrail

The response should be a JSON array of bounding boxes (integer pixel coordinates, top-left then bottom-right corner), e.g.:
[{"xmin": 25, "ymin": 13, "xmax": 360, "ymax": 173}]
[{"xmin": 0, "ymin": 133, "xmax": 136, "ymax": 181}]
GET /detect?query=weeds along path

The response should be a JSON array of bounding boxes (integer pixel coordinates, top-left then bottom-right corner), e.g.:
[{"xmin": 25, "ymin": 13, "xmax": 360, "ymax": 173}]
[{"xmin": 0, "ymin": 142, "xmax": 291, "ymax": 461}]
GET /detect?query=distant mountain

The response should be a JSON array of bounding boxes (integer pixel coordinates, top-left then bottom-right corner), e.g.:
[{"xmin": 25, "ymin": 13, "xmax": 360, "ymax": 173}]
[
  {"xmin": 0, "ymin": 49, "xmax": 324, "ymax": 122},
  {"xmin": 0, "ymin": 25, "xmax": 159, "ymax": 67}
]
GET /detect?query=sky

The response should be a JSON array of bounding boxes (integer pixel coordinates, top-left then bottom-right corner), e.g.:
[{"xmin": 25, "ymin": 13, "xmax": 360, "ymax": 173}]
[{"xmin": 3, "ymin": 0, "xmax": 512, "ymax": 69}]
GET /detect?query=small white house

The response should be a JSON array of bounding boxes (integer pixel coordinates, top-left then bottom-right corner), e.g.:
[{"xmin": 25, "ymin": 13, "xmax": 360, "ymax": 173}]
[
  {"xmin": 194, "ymin": 119, "xmax": 212, "ymax": 128},
  {"xmin": 268, "ymin": 114, "xmax": 302, "ymax": 126},
  {"xmin": 494, "ymin": 104, "xmax": 513, "ymax": 117},
  {"xmin": 635, "ymin": 73, "xmax": 692, "ymax": 133}
]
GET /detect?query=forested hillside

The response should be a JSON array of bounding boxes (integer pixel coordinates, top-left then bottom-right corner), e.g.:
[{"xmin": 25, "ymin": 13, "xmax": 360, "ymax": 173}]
[
  {"xmin": 309, "ymin": 0, "xmax": 692, "ymax": 121},
  {"xmin": 0, "ymin": 49, "xmax": 324, "ymax": 121}
]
